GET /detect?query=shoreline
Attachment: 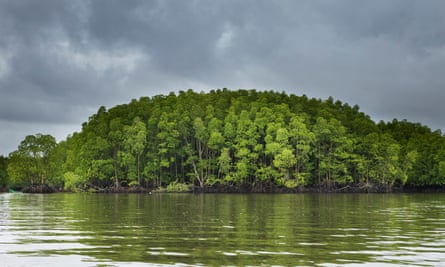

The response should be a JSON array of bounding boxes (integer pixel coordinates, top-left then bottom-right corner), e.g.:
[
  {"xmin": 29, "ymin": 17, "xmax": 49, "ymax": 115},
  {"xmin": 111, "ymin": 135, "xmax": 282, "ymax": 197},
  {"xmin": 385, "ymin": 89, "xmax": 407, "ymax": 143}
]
[{"xmin": 10, "ymin": 183, "xmax": 445, "ymax": 194}]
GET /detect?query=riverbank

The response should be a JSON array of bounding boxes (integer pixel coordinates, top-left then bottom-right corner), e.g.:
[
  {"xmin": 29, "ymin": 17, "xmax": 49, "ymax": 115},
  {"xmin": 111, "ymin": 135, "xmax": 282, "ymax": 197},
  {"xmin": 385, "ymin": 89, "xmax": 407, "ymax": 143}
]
[
  {"xmin": 10, "ymin": 182, "xmax": 445, "ymax": 194},
  {"xmin": 7, "ymin": 180, "xmax": 444, "ymax": 195},
  {"xmin": 192, "ymin": 183, "xmax": 407, "ymax": 193}
]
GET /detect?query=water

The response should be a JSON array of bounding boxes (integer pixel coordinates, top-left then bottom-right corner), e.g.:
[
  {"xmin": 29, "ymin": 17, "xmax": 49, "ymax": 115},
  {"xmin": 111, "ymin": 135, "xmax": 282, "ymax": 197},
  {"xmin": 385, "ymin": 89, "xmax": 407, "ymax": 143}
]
[{"xmin": 1, "ymin": 193, "xmax": 445, "ymax": 266}]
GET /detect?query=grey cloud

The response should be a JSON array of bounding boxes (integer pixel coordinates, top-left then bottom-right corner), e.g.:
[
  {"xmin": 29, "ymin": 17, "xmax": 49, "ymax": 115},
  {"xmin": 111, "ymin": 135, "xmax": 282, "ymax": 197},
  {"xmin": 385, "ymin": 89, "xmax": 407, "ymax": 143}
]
[
  {"xmin": 0, "ymin": 0, "xmax": 85, "ymax": 46},
  {"xmin": 0, "ymin": 42, "xmax": 115, "ymax": 122},
  {"xmin": 315, "ymin": 0, "xmax": 445, "ymax": 55},
  {"xmin": 0, "ymin": 119, "xmax": 80, "ymax": 156},
  {"xmin": 1, "ymin": 0, "xmax": 445, "ymax": 155}
]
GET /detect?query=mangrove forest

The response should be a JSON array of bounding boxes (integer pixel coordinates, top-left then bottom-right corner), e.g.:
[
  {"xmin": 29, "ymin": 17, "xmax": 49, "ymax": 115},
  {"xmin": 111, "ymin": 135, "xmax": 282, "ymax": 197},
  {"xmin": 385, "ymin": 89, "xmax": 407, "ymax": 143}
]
[{"xmin": 3, "ymin": 89, "xmax": 445, "ymax": 193}]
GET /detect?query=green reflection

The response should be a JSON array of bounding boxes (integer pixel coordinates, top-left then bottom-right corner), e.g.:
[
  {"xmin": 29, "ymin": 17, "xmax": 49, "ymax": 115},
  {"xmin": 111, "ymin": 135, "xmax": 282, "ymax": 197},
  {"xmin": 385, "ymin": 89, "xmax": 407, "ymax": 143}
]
[{"xmin": 2, "ymin": 193, "xmax": 445, "ymax": 266}]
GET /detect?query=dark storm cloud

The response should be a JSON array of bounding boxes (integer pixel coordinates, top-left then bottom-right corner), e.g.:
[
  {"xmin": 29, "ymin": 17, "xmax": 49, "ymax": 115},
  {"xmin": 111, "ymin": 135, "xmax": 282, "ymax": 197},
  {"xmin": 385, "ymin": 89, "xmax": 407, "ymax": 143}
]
[
  {"xmin": 85, "ymin": 0, "xmax": 239, "ymax": 76},
  {"xmin": 1, "ymin": 0, "xmax": 445, "ymax": 155}
]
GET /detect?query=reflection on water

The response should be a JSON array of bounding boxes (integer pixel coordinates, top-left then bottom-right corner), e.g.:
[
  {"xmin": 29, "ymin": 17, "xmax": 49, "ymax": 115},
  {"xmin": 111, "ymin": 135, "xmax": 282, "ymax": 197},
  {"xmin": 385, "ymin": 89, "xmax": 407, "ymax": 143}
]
[{"xmin": 1, "ymin": 193, "xmax": 445, "ymax": 266}]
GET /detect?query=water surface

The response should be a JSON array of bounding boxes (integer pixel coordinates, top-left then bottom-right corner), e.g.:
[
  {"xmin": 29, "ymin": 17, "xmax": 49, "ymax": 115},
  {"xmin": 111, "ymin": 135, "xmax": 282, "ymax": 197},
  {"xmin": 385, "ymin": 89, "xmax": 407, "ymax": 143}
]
[{"xmin": 1, "ymin": 193, "xmax": 445, "ymax": 266}]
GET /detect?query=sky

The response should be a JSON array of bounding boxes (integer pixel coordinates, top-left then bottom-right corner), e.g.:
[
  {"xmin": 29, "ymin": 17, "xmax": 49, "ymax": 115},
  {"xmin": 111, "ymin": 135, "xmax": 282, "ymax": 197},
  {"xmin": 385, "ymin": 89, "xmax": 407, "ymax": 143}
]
[{"xmin": 1, "ymin": 0, "xmax": 445, "ymax": 156}]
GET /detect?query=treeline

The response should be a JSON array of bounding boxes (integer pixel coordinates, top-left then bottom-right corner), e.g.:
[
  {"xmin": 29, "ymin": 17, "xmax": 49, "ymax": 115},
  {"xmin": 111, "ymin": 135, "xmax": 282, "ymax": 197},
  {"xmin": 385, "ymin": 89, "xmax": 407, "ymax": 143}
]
[{"xmin": 4, "ymin": 89, "xmax": 445, "ymax": 192}]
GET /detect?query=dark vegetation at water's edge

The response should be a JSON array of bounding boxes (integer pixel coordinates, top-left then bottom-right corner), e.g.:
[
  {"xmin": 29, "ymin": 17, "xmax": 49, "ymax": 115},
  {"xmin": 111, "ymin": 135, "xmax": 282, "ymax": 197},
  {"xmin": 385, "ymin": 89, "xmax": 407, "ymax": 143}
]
[{"xmin": 2, "ymin": 89, "xmax": 445, "ymax": 193}]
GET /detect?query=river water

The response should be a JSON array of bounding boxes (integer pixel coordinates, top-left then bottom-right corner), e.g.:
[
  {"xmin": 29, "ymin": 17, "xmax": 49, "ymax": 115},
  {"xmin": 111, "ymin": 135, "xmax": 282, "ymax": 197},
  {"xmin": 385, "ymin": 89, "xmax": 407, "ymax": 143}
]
[{"xmin": 1, "ymin": 193, "xmax": 445, "ymax": 266}]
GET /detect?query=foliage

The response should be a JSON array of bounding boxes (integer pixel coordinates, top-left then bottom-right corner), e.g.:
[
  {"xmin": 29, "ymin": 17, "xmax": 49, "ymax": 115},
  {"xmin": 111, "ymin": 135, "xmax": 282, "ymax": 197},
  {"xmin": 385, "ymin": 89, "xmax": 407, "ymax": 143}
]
[
  {"xmin": 0, "ymin": 156, "xmax": 8, "ymax": 187},
  {"xmin": 4, "ymin": 89, "xmax": 445, "ymax": 192},
  {"xmin": 7, "ymin": 134, "xmax": 57, "ymax": 188},
  {"xmin": 166, "ymin": 181, "xmax": 192, "ymax": 193},
  {"xmin": 63, "ymin": 171, "xmax": 86, "ymax": 192}
]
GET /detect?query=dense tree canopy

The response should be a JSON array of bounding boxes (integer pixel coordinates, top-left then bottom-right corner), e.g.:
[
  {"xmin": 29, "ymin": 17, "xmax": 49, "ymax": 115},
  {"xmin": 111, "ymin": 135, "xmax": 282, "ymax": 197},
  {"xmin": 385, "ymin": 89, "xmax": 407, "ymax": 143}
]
[
  {"xmin": 0, "ymin": 156, "xmax": 8, "ymax": 188},
  {"xmin": 7, "ymin": 134, "xmax": 58, "ymax": 188},
  {"xmin": 5, "ymin": 89, "xmax": 445, "ymax": 192}
]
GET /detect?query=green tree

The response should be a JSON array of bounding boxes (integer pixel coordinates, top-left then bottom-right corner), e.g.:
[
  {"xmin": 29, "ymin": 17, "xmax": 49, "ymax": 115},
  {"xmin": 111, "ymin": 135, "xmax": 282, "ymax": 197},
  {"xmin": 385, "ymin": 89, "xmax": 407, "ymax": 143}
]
[
  {"xmin": 122, "ymin": 117, "xmax": 147, "ymax": 186},
  {"xmin": 217, "ymin": 147, "xmax": 233, "ymax": 182},
  {"xmin": 21, "ymin": 89, "xmax": 445, "ymax": 192},
  {"xmin": 367, "ymin": 133, "xmax": 401, "ymax": 189},
  {"xmin": 7, "ymin": 134, "xmax": 57, "ymax": 187},
  {"xmin": 109, "ymin": 118, "xmax": 124, "ymax": 188},
  {"xmin": 288, "ymin": 115, "xmax": 314, "ymax": 185},
  {"xmin": 0, "ymin": 156, "xmax": 8, "ymax": 188},
  {"xmin": 234, "ymin": 110, "xmax": 259, "ymax": 185},
  {"xmin": 7, "ymin": 151, "xmax": 31, "ymax": 187},
  {"xmin": 313, "ymin": 118, "xmax": 352, "ymax": 188},
  {"xmin": 273, "ymin": 148, "xmax": 297, "ymax": 183},
  {"xmin": 187, "ymin": 117, "xmax": 209, "ymax": 187}
]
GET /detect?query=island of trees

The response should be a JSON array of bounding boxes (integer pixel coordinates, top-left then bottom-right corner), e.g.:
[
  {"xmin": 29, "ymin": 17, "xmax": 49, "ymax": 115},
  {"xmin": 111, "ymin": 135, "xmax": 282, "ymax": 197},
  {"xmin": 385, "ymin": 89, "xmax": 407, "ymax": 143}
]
[{"xmin": 2, "ymin": 89, "xmax": 445, "ymax": 193}]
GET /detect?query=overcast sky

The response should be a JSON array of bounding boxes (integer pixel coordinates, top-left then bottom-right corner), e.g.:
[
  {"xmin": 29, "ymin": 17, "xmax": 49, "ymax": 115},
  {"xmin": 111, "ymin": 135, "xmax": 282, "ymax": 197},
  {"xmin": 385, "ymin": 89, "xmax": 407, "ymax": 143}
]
[{"xmin": 1, "ymin": 0, "xmax": 445, "ymax": 155}]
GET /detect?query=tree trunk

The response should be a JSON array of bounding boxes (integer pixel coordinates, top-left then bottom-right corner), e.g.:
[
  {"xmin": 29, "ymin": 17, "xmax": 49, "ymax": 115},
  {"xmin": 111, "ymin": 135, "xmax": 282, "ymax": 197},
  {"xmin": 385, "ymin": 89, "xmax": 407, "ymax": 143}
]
[
  {"xmin": 113, "ymin": 147, "xmax": 119, "ymax": 189},
  {"xmin": 137, "ymin": 152, "xmax": 141, "ymax": 185}
]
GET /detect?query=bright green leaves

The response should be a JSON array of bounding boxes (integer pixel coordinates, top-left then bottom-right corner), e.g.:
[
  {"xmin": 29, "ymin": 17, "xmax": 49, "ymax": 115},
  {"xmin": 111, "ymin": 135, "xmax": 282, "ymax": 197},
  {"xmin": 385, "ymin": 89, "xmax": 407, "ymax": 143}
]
[
  {"xmin": 10, "ymin": 89, "xmax": 444, "ymax": 192},
  {"xmin": 313, "ymin": 117, "xmax": 353, "ymax": 187},
  {"xmin": 208, "ymin": 118, "xmax": 225, "ymax": 151},
  {"xmin": 288, "ymin": 116, "xmax": 314, "ymax": 185},
  {"xmin": 273, "ymin": 148, "xmax": 297, "ymax": 181},
  {"xmin": 193, "ymin": 117, "xmax": 208, "ymax": 143},
  {"xmin": 63, "ymin": 171, "xmax": 86, "ymax": 191},
  {"xmin": 122, "ymin": 117, "xmax": 147, "ymax": 185}
]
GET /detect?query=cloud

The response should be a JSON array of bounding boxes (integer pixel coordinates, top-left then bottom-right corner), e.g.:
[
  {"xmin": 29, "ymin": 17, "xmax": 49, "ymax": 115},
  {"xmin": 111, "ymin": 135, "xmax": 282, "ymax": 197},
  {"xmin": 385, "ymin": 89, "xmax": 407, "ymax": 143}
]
[
  {"xmin": 0, "ymin": 119, "xmax": 80, "ymax": 157},
  {"xmin": 1, "ymin": 0, "xmax": 445, "ymax": 155}
]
